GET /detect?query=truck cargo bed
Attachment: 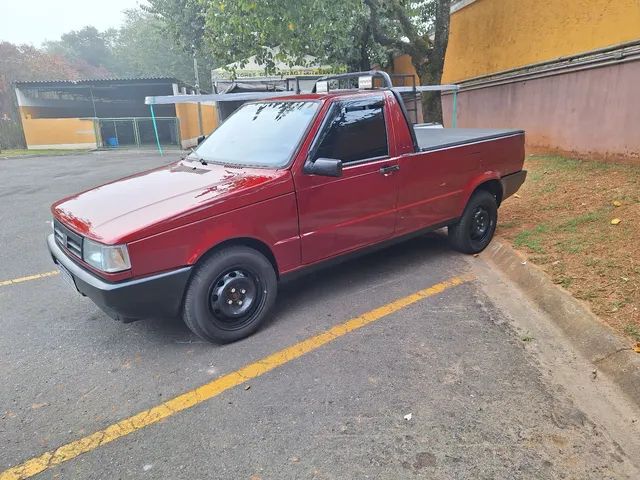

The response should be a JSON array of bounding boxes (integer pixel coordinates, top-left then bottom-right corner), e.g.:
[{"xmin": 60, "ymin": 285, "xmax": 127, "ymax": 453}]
[{"xmin": 414, "ymin": 127, "xmax": 524, "ymax": 152}]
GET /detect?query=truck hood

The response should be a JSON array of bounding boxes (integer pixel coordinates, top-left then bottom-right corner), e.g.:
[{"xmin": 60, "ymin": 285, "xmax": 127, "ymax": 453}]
[{"xmin": 52, "ymin": 160, "xmax": 293, "ymax": 244}]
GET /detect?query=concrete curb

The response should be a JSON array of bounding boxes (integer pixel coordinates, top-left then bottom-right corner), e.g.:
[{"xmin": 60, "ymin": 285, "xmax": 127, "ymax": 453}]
[
  {"xmin": 482, "ymin": 239, "xmax": 640, "ymax": 405},
  {"xmin": 0, "ymin": 150, "xmax": 96, "ymax": 160}
]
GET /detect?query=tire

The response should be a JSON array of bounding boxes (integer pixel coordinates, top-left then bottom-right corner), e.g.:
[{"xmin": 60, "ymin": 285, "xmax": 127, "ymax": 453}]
[
  {"xmin": 182, "ymin": 246, "xmax": 277, "ymax": 343},
  {"xmin": 448, "ymin": 190, "xmax": 498, "ymax": 254}
]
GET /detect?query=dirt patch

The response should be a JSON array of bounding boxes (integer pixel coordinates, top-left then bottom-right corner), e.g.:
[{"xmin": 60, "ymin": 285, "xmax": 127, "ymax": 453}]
[{"xmin": 498, "ymin": 155, "xmax": 640, "ymax": 340}]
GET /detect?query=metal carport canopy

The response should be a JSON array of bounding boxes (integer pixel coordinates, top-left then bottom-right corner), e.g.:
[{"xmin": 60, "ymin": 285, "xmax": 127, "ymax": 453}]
[
  {"xmin": 143, "ymin": 85, "xmax": 459, "ymax": 105},
  {"xmin": 144, "ymin": 91, "xmax": 299, "ymax": 105}
]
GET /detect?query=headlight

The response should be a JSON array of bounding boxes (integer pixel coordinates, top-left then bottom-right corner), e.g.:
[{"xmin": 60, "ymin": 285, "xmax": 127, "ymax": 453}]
[{"xmin": 83, "ymin": 239, "xmax": 131, "ymax": 273}]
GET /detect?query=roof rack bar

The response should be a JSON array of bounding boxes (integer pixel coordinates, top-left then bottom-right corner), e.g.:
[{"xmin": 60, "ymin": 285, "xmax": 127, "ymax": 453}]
[
  {"xmin": 145, "ymin": 90, "xmax": 298, "ymax": 105},
  {"xmin": 393, "ymin": 85, "xmax": 460, "ymax": 93},
  {"xmin": 314, "ymin": 70, "xmax": 393, "ymax": 90}
]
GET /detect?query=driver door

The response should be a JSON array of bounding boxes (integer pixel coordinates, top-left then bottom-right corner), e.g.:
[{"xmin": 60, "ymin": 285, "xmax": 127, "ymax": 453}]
[{"xmin": 294, "ymin": 96, "xmax": 400, "ymax": 264}]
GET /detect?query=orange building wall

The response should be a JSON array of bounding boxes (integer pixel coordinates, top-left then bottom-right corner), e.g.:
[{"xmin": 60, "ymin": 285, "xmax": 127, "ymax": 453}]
[
  {"xmin": 201, "ymin": 104, "xmax": 218, "ymax": 135},
  {"xmin": 21, "ymin": 116, "xmax": 97, "ymax": 149},
  {"xmin": 390, "ymin": 55, "xmax": 420, "ymax": 86},
  {"xmin": 175, "ymin": 103, "xmax": 219, "ymax": 148},
  {"xmin": 440, "ymin": 0, "xmax": 640, "ymax": 162},
  {"xmin": 443, "ymin": 0, "xmax": 640, "ymax": 82}
]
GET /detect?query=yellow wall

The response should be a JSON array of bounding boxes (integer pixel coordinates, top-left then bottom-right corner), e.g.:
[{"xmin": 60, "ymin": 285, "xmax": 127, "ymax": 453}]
[
  {"xmin": 201, "ymin": 104, "xmax": 218, "ymax": 135},
  {"xmin": 175, "ymin": 103, "xmax": 200, "ymax": 142},
  {"xmin": 21, "ymin": 116, "xmax": 97, "ymax": 149},
  {"xmin": 384, "ymin": 55, "xmax": 424, "ymax": 123},
  {"xmin": 390, "ymin": 54, "xmax": 420, "ymax": 85},
  {"xmin": 175, "ymin": 103, "xmax": 219, "ymax": 148},
  {"xmin": 443, "ymin": 0, "xmax": 640, "ymax": 82}
]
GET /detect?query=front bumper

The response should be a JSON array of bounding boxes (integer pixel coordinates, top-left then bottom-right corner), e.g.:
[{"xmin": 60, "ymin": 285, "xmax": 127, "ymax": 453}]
[{"xmin": 47, "ymin": 234, "xmax": 192, "ymax": 322}]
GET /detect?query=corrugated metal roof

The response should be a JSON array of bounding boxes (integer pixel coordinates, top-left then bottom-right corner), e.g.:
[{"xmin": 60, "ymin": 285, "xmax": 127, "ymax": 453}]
[{"xmin": 13, "ymin": 76, "xmax": 184, "ymax": 87}]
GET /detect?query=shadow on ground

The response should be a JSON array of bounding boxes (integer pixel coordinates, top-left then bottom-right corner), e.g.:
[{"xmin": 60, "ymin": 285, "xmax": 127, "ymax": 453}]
[{"xmin": 132, "ymin": 232, "xmax": 455, "ymax": 343}]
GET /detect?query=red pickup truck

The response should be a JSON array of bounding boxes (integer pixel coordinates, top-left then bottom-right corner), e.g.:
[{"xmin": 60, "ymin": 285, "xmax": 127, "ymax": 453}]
[{"xmin": 48, "ymin": 77, "xmax": 525, "ymax": 343}]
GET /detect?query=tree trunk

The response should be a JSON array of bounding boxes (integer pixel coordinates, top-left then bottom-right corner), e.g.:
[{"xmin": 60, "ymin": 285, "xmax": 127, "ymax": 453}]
[
  {"xmin": 416, "ymin": 0, "xmax": 452, "ymax": 125},
  {"xmin": 359, "ymin": 25, "xmax": 372, "ymax": 71},
  {"xmin": 364, "ymin": 0, "xmax": 452, "ymax": 123},
  {"xmin": 420, "ymin": 0, "xmax": 451, "ymax": 125},
  {"xmin": 415, "ymin": 64, "xmax": 442, "ymax": 124}
]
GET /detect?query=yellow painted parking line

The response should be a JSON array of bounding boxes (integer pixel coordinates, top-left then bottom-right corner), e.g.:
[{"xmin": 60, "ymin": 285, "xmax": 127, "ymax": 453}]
[
  {"xmin": 0, "ymin": 270, "xmax": 59, "ymax": 287},
  {"xmin": 0, "ymin": 274, "xmax": 472, "ymax": 480}
]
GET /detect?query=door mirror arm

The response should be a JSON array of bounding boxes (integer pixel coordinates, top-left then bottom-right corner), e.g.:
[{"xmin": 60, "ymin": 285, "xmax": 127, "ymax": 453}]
[{"xmin": 303, "ymin": 157, "xmax": 343, "ymax": 177}]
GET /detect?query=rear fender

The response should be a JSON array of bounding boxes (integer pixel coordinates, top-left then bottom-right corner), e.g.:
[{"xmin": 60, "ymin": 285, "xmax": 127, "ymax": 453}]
[{"xmin": 457, "ymin": 172, "xmax": 502, "ymax": 215}]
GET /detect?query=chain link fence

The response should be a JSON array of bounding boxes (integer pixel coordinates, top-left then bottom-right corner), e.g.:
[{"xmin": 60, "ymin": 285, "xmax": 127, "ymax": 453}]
[{"xmin": 97, "ymin": 117, "xmax": 179, "ymax": 148}]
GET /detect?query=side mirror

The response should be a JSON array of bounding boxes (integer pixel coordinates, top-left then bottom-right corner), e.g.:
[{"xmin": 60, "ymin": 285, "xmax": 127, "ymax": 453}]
[
  {"xmin": 303, "ymin": 158, "xmax": 343, "ymax": 177},
  {"xmin": 196, "ymin": 135, "xmax": 206, "ymax": 145}
]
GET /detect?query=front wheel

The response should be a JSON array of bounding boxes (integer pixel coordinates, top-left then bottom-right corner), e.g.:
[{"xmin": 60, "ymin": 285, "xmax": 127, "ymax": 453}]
[
  {"xmin": 182, "ymin": 246, "xmax": 277, "ymax": 343},
  {"xmin": 448, "ymin": 190, "xmax": 498, "ymax": 254}
]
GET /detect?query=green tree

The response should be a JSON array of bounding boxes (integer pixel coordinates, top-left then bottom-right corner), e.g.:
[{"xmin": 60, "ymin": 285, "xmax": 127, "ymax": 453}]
[
  {"xmin": 365, "ymin": 0, "xmax": 452, "ymax": 121},
  {"xmin": 200, "ymin": 0, "xmax": 377, "ymax": 71},
  {"xmin": 142, "ymin": 0, "xmax": 214, "ymax": 89},
  {"xmin": 143, "ymin": 0, "xmax": 206, "ymax": 54},
  {"xmin": 145, "ymin": 0, "xmax": 387, "ymax": 72},
  {"xmin": 44, "ymin": 26, "xmax": 116, "ymax": 71},
  {"xmin": 0, "ymin": 41, "xmax": 108, "ymax": 119},
  {"xmin": 109, "ymin": 9, "xmax": 213, "ymax": 90},
  {"xmin": 0, "ymin": 41, "xmax": 110, "ymax": 147},
  {"xmin": 153, "ymin": 0, "xmax": 452, "ymax": 121}
]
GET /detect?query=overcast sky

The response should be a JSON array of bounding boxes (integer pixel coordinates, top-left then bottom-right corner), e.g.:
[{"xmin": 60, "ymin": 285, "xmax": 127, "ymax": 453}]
[{"xmin": 1, "ymin": 0, "xmax": 143, "ymax": 46}]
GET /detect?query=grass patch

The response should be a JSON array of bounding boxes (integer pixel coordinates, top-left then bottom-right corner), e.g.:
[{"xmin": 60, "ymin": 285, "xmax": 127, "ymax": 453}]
[
  {"xmin": 531, "ymin": 155, "xmax": 615, "ymax": 172},
  {"xmin": 540, "ymin": 182, "xmax": 557, "ymax": 193},
  {"xmin": 499, "ymin": 154, "xmax": 640, "ymax": 341},
  {"xmin": 513, "ymin": 224, "xmax": 548, "ymax": 253},
  {"xmin": 499, "ymin": 220, "xmax": 520, "ymax": 229},
  {"xmin": 529, "ymin": 170, "xmax": 544, "ymax": 182},
  {"xmin": 556, "ymin": 276, "xmax": 573, "ymax": 289},
  {"xmin": 556, "ymin": 238, "xmax": 586, "ymax": 254},
  {"xmin": 577, "ymin": 290, "xmax": 597, "ymax": 301},
  {"xmin": 584, "ymin": 257, "xmax": 601, "ymax": 267},
  {"xmin": 557, "ymin": 211, "xmax": 602, "ymax": 233},
  {"xmin": 623, "ymin": 324, "xmax": 640, "ymax": 342}
]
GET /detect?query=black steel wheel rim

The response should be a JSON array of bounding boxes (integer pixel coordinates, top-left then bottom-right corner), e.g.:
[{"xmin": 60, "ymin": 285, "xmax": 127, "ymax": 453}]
[
  {"xmin": 208, "ymin": 268, "xmax": 264, "ymax": 330},
  {"xmin": 470, "ymin": 206, "xmax": 492, "ymax": 242}
]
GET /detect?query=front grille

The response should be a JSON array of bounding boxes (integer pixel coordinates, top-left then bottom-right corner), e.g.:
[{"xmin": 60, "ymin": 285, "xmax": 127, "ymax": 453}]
[{"xmin": 53, "ymin": 219, "xmax": 84, "ymax": 259}]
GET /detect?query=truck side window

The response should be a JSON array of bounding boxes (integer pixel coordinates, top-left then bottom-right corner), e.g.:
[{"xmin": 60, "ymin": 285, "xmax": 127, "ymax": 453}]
[{"xmin": 314, "ymin": 100, "xmax": 388, "ymax": 164}]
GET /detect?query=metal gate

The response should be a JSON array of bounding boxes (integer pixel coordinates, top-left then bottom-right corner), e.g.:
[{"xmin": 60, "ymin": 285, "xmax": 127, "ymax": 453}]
[{"xmin": 97, "ymin": 117, "xmax": 180, "ymax": 148}]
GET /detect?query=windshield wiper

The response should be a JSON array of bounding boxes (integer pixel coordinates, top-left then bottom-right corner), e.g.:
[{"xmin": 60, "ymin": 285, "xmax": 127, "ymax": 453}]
[{"xmin": 185, "ymin": 148, "xmax": 208, "ymax": 166}]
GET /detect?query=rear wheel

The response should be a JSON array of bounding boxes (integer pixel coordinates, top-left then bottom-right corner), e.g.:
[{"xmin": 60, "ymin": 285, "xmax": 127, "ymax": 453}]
[
  {"xmin": 448, "ymin": 190, "xmax": 498, "ymax": 254},
  {"xmin": 183, "ymin": 246, "xmax": 277, "ymax": 343}
]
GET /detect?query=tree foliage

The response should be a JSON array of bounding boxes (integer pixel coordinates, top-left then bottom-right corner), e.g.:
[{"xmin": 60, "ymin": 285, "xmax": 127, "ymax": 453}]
[
  {"xmin": 365, "ymin": 0, "xmax": 452, "ymax": 119},
  {"xmin": 148, "ymin": 0, "xmax": 452, "ymax": 120},
  {"xmin": 39, "ymin": 10, "xmax": 214, "ymax": 90},
  {"xmin": 0, "ymin": 8, "xmax": 216, "ymax": 123},
  {"xmin": 110, "ymin": 9, "xmax": 213, "ymax": 89},
  {"xmin": 3, "ymin": 1, "xmax": 453, "ymax": 122},
  {"xmin": 0, "ymin": 41, "xmax": 110, "ymax": 147},
  {"xmin": 0, "ymin": 41, "xmax": 109, "ymax": 119},
  {"xmin": 142, "ymin": 0, "xmax": 206, "ymax": 53},
  {"xmin": 44, "ymin": 27, "xmax": 117, "ymax": 71},
  {"xmin": 201, "ymin": 0, "xmax": 387, "ymax": 72}
]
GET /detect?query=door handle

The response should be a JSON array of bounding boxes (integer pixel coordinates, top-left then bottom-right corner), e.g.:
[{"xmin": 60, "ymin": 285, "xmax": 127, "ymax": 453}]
[{"xmin": 379, "ymin": 165, "xmax": 400, "ymax": 175}]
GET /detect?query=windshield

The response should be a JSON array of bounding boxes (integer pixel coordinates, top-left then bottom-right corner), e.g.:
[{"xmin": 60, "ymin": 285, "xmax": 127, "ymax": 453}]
[{"xmin": 192, "ymin": 101, "xmax": 319, "ymax": 168}]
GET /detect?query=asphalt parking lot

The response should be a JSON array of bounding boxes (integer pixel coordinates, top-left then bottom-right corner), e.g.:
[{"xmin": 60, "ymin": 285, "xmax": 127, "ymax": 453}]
[{"xmin": 1, "ymin": 150, "xmax": 639, "ymax": 479}]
